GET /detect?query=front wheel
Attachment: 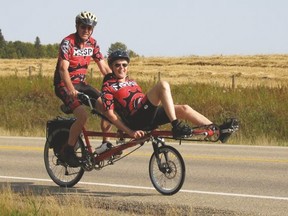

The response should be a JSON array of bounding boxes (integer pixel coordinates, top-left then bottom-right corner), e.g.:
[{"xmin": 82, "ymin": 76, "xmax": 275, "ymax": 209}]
[
  {"xmin": 44, "ymin": 128, "xmax": 85, "ymax": 187},
  {"xmin": 149, "ymin": 145, "xmax": 185, "ymax": 195}
]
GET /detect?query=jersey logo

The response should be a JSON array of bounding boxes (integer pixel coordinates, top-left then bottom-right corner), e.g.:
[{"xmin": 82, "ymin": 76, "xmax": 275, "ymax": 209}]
[
  {"xmin": 111, "ymin": 81, "xmax": 137, "ymax": 91},
  {"xmin": 73, "ymin": 47, "xmax": 93, "ymax": 56}
]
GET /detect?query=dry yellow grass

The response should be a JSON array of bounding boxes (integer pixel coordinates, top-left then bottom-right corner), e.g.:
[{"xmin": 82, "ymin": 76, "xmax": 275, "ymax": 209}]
[
  {"xmin": 1, "ymin": 54, "xmax": 287, "ymax": 87},
  {"xmin": 0, "ymin": 184, "xmax": 240, "ymax": 215},
  {"xmin": 0, "ymin": 184, "xmax": 194, "ymax": 216},
  {"xmin": 0, "ymin": 185, "xmax": 133, "ymax": 215}
]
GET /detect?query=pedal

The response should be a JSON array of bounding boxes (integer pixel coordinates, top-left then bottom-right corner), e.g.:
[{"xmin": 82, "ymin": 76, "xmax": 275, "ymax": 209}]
[{"xmin": 218, "ymin": 118, "xmax": 239, "ymax": 143}]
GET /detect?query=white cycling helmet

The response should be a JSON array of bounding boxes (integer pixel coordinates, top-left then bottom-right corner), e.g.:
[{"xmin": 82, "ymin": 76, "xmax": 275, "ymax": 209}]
[{"xmin": 75, "ymin": 11, "xmax": 97, "ymax": 27}]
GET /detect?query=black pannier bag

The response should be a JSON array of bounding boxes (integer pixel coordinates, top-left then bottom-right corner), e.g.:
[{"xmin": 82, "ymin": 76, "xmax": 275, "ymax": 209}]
[{"xmin": 46, "ymin": 117, "xmax": 76, "ymax": 154}]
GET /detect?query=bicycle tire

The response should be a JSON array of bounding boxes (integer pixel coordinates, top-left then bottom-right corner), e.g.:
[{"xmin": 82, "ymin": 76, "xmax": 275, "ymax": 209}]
[
  {"xmin": 44, "ymin": 128, "xmax": 85, "ymax": 187},
  {"xmin": 149, "ymin": 145, "xmax": 185, "ymax": 195}
]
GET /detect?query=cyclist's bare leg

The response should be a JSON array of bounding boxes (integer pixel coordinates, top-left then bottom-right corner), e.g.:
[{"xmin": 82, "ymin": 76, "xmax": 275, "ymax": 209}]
[
  {"xmin": 147, "ymin": 81, "xmax": 212, "ymax": 126},
  {"xmin": 174, "ymin": 105, "xmax": 212, "ymax": 126},
  {"xmin": 96, "ymin": 97, "xmax": 112, "ymax": 142},
  {"xmin": 146, "ymin": 80, "xmax": 177, "ymax": 122},
  {"xmin": 68, "ymin": 105, "xmax": 88, "ymax": 146},
  {"xmin": 101, "ymin": 119, "xmax": 112, "ymax": 142}
]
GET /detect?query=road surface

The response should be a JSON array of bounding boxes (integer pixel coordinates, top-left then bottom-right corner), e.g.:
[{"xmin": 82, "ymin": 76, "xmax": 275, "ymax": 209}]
[{"xmin": 0, "ymin": 136, "xmax": 287, "ymax": 215}]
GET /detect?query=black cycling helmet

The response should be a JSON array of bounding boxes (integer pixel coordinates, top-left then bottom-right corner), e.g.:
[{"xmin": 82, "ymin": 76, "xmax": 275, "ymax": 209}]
[
  {"xmin": 108, "ymin": 50, "xmax": 130, "ymax": 66},
  {"xmin": 75, "ymin": 11, "xmax": 97, "ymax": 27}
]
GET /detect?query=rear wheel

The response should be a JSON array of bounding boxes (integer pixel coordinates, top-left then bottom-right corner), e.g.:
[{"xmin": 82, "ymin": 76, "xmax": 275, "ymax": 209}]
[
  {"xmin": 149, "ymin": 145, "xmax": 185, "ymax": 195},
  {"xmin": 44, "ymin": 128, "xmax": 85, "ymax": 187}
]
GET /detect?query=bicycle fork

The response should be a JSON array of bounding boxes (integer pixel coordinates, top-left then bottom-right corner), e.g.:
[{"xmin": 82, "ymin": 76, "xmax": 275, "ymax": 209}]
[{"xmin": 151, "ymin": 137, "xmax": 170, "ymax": 174}]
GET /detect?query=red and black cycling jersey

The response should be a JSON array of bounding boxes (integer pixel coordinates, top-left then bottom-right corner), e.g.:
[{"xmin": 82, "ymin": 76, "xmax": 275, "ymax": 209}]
[
  {"xmin": 53, "ymin": 33, "xmax": 104, "ymax": 86},
  {"xmin": 101, "ymin": 73, "xmax": 147, "ymax": 120}
]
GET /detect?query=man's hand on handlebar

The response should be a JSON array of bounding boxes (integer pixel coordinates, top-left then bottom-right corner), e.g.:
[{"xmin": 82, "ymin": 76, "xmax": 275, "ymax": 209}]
[
  {"xmin": 68, "ymin": 88, "xmax": 79, "ymax": 98},
  {"xmin": 130, "ymin": 130, "xmax": 146, "ymax": 139}
]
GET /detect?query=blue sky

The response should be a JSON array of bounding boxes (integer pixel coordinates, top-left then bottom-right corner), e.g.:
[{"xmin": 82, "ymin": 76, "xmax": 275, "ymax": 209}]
[{"xmin": 0, "ymin": 0, "xmax": 287, "ymax": 56}]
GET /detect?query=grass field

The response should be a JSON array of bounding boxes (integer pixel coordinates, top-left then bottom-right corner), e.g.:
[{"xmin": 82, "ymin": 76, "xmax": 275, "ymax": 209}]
[{"xmin": 1, "ymin": 55, "xmax": 288, "ymax": 87}]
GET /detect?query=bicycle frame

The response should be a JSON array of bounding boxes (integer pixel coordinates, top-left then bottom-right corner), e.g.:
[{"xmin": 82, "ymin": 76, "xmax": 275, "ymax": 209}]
[
  {"xmin": 80, "ymin": 122, "xmax": 220, "ymax": 167},
  {"xmin": 81, "ymin": 127, "xmax": 151, "ymax": 163}
]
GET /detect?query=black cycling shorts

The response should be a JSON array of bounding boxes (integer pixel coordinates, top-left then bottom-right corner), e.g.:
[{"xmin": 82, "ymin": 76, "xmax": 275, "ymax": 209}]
[{"xmin": 126, "ymin": 97, "xmax": 170, "ymax": 131}]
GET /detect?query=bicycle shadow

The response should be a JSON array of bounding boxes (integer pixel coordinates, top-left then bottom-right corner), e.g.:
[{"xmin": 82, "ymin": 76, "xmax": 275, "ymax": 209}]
[{"xmin": 0, "ymin": 181, "xmax": 156, "ymax": 198}]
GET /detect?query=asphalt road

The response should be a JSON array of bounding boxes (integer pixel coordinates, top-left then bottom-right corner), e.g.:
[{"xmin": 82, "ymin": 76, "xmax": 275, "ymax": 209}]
[{"xmin": 0, "ymin": 136, "xmax": 287, "ymax": 215}]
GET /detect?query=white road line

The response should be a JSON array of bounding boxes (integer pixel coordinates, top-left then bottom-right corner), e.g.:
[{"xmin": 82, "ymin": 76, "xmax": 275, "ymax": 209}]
[
  {"xmin": 181, "ymin": 189, "xmax": 288, "ymax": 201},
  {"xmin": 0, "ymin": 176, "xmax": 52, "ymax": 183},
  {"xmin": 0, "ymin": 175, "xmax": 288, "ymax": 201}
]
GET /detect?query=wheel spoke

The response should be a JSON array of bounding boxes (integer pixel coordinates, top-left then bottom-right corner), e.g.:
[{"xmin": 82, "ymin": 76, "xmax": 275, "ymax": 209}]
[{"xmin": 149, "ymin": 145, "xmax": 185, "ymax": 195}]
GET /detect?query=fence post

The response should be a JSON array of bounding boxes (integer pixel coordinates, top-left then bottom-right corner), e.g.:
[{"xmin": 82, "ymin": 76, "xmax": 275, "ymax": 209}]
[
  {"xmin": 232, "ymin": 75, "xmax": 235, "ymax": 89},
  {"xmin": 90, "ymin": 68, "xmax": 93, "ymax": 78},
  {"xmin": 158, "ymin": 71, "xmax": 161, "ymax": 81}
]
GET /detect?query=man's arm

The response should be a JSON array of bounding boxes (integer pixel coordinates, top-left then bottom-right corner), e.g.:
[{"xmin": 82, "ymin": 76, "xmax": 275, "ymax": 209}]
[
  {"xmin": 58, "ymin": 59, "xmax": 78, "ymax": 97},
  {"xmin": 96, "ymin": 59, "xmax": 111, "ymax": 76}
]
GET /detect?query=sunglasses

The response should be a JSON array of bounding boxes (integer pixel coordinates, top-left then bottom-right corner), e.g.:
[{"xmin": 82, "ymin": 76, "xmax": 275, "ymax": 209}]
[
  {"xmin": 80, "ymin": 25, "xmax": 93, "ymax": 31},
  {"xmin": 114, "ymin": 63, "xmax": 128, "ymax": 68}
]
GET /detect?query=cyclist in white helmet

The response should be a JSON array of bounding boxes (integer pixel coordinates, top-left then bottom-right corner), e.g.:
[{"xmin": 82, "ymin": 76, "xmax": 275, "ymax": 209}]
[{"xmin": 53, "ymin": 11, "xmax": 112, "ymax": 167}]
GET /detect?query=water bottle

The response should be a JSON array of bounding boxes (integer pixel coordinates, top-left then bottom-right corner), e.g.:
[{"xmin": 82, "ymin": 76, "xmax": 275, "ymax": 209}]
[{"xmin": 95, "ymin": 142, "xmax": 113, "ymax": 154}]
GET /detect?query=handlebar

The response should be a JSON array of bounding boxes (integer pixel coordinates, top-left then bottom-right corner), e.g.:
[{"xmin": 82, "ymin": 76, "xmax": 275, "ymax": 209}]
[
  {"xmin": 77, "ymin": 92, "xmax": 111, "ymax": 123},
  {"xmin": 77, "ymin": 92, "xmax": 94, "ymax": 110}
]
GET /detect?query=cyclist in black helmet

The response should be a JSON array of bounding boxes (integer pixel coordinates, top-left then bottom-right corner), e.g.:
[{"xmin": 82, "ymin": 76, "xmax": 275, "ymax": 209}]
[
  {"xmin": 101, "ymin": 50, "xmax": 213, "ymax": 139},
  {"xmin": 54, "ymin": 11, "xmax": 112, "ymax": 167}
]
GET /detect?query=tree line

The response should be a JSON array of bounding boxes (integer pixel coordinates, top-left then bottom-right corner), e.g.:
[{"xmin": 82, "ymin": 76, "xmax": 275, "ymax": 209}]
[
  {"xmin": 0, "ymin": 29, "xmax": 58, "ymax": 58},
  {"xmin": 0, "ymin": 29, "xmax": 138, "ymax": 59}
]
